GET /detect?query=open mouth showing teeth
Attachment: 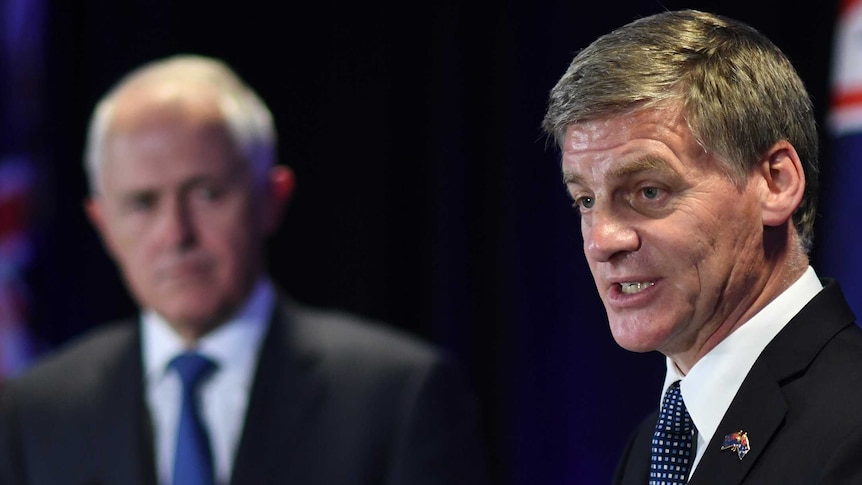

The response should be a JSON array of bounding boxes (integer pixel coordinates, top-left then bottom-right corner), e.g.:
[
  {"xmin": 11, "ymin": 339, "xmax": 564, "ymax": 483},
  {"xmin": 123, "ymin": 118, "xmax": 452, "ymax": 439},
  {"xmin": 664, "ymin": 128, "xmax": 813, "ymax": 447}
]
[{"xmin": 619, "ymin": 282, "xmax": 655, "ymax": 294}]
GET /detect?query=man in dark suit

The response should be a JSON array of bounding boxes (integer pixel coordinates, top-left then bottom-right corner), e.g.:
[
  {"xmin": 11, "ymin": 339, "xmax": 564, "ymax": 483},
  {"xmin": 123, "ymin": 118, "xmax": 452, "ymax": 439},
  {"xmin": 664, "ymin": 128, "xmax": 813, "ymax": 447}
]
[
  {"xmin": 542, "ymin": 9, "xmax": 862, "ymax": 484},
  {"xmin": 0, "ymin": 54, "xmax": 488, "ymax": 485}
]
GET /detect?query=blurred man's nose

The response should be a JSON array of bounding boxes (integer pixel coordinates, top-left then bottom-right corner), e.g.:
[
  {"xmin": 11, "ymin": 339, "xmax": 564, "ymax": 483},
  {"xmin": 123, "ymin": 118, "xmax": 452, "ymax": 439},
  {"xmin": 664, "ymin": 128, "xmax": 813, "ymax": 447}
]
[{"xmin": 159, "ymin": 197, "xmax": 197, "ymax": 249}]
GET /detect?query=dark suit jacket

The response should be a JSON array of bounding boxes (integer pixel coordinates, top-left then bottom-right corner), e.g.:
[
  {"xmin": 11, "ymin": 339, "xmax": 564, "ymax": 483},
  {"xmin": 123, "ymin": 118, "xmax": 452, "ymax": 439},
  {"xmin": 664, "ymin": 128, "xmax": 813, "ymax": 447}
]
[
  {"xmin": 613, "ymin": 279, "xmax": 862, "ymax": 484},
  {"xmin": 0, "ymin": 298, "xmax": 489, "ymax": 485}
]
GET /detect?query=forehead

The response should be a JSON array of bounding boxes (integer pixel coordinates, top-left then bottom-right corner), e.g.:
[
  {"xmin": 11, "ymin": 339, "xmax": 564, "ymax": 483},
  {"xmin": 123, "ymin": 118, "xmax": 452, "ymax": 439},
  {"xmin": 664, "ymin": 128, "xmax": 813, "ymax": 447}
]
[
  {"xmin": 561, "ymin": 107, "xmax": 705, "ymax": 184},
  {"xmin": 100, "ymin": 92, "xmax": 244, "ymax": 192},
  {"xmin": 108, "ymin": 80, "xmax": 228, "ymax": 137}
]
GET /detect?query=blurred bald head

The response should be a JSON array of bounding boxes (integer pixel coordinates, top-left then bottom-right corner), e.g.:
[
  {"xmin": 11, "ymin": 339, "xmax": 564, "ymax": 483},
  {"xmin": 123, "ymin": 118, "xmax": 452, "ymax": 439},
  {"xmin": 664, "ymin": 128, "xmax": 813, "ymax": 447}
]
[{"xmin": 84, "ymin": 54, "xmax": 277, "ymax": 195}]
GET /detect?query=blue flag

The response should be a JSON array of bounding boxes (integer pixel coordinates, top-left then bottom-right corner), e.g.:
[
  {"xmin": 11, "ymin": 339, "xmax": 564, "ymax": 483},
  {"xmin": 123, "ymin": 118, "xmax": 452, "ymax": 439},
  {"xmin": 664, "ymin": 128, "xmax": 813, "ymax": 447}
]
[
  {"xmin": 0, "ymin": 0, "xmax": 45, "ymax": 381},
  {"xmin": 0, "ymin": 157, "xmax": 36, "ymax": 380},
  {"xmin": 818, "ymin": 0, "xmax": 862, "ymax": 320}
]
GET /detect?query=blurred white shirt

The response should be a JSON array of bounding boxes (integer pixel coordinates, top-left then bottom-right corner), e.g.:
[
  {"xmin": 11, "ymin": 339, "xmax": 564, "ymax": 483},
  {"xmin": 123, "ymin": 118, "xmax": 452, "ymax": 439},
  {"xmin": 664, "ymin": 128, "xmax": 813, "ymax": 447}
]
[{"xmin": 142, "ymin": 278, "xmax": 274, "ymax": 485}]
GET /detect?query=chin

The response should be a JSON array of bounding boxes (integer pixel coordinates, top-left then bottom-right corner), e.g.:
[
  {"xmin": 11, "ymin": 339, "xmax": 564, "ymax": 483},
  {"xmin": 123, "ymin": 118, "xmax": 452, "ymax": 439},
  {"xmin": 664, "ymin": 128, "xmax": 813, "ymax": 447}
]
[
  {"xmin": 159, "ymin": 301, "xmax": 223, "ymax": 328},
  {"xmin": 612, "ymin": 338, "xmax": 659, "ymax": 353},
  {"xmin": 609, "ymin": 323, "xmax": 665, "ymax": 353}
]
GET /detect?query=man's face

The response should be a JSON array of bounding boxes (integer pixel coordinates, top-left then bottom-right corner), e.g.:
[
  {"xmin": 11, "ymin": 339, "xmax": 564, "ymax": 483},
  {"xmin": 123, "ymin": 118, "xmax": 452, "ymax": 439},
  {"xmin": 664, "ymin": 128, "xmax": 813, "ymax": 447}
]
[
  {"xmin": 87, "ymin": 96, "xmax": 270, "ymax": 340},
  {"xmin": 561, "ymin": 107, "xmax": 766, "ymax": 362}
]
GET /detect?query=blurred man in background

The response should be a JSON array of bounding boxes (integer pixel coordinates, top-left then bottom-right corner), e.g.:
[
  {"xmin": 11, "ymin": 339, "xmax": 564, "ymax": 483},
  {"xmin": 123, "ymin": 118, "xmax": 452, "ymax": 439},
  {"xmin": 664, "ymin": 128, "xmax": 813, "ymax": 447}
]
[{"xmin": 0, "ymin": 54, "xmax": 488, "ymax": 485}]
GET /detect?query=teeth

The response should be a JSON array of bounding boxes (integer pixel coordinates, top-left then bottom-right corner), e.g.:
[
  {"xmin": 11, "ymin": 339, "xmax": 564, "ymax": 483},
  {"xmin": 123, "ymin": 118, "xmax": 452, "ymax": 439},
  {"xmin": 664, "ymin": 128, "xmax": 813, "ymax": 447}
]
[{"xmin": 620, "ymin": 282, "xmax": 655, "ymax": 294}]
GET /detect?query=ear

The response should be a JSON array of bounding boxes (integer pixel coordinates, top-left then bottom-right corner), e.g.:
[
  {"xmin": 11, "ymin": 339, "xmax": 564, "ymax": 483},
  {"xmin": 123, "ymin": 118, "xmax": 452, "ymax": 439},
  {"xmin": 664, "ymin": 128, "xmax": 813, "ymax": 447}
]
[
  {"xmin": 261, "ymin": 164, "xmax": 296, "ymax": 234},
  {"xmin": 84, "ymin": 196, "xmax": 118, "ymax": 257},
  {"xmin": 758, "ymin": 140, "xmax": 805, "ymax": 227},
  {"xmin": 84, "ymin": 197, "xmax": 105, "ymax": 234}
]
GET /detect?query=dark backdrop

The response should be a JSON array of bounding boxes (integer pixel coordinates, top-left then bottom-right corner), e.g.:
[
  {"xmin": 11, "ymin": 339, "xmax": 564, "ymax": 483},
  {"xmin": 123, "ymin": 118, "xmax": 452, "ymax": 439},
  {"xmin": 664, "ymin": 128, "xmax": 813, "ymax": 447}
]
[{"xmin": 15, "ymin": 1, "xmax": 839, "ymax": 483}]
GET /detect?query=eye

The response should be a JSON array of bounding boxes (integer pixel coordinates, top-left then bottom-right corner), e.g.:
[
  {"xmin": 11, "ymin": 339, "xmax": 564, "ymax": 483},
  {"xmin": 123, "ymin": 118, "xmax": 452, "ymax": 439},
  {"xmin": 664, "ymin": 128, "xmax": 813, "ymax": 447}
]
[
  {"xmin": 195, "ymin": 185, "xmax": 225, "ymax": 201},
  {"xmin": 127, "ymin": 193, "xmax": 156, "ymax": 212},
  {"xmin": 574, "ymin": 196, "xmax": 595, "ymax": 209},
  {"xmin": 631, "ymin": 185, "xmax": 670, "ymax": 211},
  {"xmin": 642, "ymin": 187, "xmax": 661, "ymax": 199}
]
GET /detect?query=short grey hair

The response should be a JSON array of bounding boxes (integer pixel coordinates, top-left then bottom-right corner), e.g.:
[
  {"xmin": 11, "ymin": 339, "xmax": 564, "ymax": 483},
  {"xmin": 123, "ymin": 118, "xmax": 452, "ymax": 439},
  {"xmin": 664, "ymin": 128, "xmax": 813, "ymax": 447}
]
[
  {"xmin": 542, "ymin": 9, "xmax": 819, "ymax": 253},
  {"xmin": 84, "ymin": 54, "xmax": 277, "ymax": 194}
]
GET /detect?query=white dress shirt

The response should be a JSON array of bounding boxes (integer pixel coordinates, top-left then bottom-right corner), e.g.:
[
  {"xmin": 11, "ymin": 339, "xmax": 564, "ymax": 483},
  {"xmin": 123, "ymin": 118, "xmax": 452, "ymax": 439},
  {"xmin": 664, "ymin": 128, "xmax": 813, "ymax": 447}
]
[
  {"xmin": 659, "ymin": 266, "xmax": 823, "ymax": 481},
  {"xmin": 142, "ymin": 278, "xmax": 275, "ymax": 485}
]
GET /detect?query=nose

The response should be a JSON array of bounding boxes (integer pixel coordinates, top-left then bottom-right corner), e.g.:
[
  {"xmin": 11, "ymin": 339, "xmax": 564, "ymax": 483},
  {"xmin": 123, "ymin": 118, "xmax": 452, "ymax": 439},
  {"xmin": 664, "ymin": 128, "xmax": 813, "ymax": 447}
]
[
  {"xmin": 583, "ymin": 207, "xmax": 639, "ymax": 262},
  {"xmin": 159, "ymin": 197, "xmax": 196, "ymax": 249}
]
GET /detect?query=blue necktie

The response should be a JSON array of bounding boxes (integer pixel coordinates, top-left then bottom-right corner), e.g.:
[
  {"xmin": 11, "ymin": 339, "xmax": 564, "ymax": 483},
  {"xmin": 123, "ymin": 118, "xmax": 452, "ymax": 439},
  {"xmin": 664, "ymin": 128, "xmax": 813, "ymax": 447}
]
[
  {"xmin": 170, "ymin": 352, "xmax": 217, "ymax": 485},
  {"xmin": 650, "ymin": 381, "xmax": 694, "ymax": 484}
]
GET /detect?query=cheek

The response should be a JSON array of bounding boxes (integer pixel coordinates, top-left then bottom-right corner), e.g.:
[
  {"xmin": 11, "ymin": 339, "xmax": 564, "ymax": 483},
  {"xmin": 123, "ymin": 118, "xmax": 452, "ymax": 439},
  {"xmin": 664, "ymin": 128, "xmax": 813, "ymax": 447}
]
[
  {"xmin": 685, "ymin": 209, "xmax": 760, "ymax": 299},
  {"xmin": 103, "ymin": 219, "xmax": 149, "ymax": 266},
  {"xmin": 705, "ymin": 203, "xmax": 761, "ymax": 259},
  {"xmin": 201, "ymin": 214, "xmax": 260, "ymax": 265}
]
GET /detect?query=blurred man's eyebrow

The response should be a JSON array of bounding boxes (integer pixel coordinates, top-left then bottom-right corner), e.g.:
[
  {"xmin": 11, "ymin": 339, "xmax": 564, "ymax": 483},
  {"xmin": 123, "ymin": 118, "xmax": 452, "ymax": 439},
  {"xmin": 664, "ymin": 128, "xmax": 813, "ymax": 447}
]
[{"xmin": 116, "ymin": 185, "xmax": 156, "ymax": 199}]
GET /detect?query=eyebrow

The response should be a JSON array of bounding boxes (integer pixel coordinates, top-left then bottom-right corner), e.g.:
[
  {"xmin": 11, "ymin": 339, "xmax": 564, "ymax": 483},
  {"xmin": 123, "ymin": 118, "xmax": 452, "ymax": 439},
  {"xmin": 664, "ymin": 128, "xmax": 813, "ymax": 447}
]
[
  {"xmin": 561, "ymin": 169, "xmax": 586, "ymax": 186},
  {"xmin": 562, "ymin": 155, "xmax": 675, "ymax": 186}
]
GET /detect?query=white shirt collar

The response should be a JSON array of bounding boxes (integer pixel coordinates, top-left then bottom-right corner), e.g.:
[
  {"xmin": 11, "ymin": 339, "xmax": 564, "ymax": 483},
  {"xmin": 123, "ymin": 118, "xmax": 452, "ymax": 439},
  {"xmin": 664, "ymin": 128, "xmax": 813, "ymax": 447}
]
[
  {"xmin": 660, "ymin": 266, "xmax": 822, "ymax": 473},
  {"xmin": 141, "ymin": 278, "xmax": 276, "ymax": 382},
  {"xmin": 141, "ymin": 278, "xmax": 277, "ymax": 484}
]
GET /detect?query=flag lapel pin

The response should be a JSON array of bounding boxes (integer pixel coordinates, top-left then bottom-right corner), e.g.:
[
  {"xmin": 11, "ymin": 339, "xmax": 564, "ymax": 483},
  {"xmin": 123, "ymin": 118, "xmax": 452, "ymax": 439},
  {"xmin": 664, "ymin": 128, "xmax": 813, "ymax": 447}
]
[{"xmin": 721, "ymin": 430, "xmax": 750, "ymax": 460}]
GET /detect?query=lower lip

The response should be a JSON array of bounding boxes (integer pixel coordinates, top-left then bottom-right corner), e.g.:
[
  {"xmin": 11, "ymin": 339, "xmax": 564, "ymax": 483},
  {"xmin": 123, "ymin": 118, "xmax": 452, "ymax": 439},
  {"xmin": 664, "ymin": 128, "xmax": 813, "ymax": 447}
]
[{"xmin": 160, "ymin": 264, "xmax": 211, "ymax": 283}]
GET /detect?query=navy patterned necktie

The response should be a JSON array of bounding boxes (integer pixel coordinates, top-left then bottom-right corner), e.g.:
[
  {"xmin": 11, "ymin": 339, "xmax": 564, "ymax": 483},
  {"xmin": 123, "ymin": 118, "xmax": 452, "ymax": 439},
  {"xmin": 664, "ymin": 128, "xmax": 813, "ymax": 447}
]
[
  {"xmin": 170, "ymin": 352, "xmax": 217, "ymax": 485},
  {"xmin": 649, "ymin": 380, "xmax": 694, "ymax": 484}
]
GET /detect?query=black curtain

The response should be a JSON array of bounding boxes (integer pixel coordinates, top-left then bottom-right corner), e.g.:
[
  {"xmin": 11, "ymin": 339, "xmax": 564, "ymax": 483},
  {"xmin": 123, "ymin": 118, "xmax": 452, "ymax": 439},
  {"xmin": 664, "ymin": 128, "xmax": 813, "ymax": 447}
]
[{"xmin": 20, "ymin": 1, "xmax": 838, "ymax": 483}]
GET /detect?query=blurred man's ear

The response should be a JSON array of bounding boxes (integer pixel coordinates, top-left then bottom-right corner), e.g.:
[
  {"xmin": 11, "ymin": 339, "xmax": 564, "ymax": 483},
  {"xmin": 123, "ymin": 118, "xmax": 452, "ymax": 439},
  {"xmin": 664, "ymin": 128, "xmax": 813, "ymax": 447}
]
[
  {"xmin": 84, "ymin": 197, "xmax": 117, "ymax": 257},
  {"xmin": 262, "ymin": 164, "xmax": 296, "ymax": 234},
  {"xmin": 84, "ymin": 197, "xmax": 104, "ymax": 234}
]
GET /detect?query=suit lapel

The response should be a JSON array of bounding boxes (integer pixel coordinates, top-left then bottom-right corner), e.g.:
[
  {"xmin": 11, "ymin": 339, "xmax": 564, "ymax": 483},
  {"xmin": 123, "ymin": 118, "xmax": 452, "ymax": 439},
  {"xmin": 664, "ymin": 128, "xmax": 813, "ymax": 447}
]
[
  {"xmin": 91, "ymin": 324, "xmax": 157, "ymax": 485},
  {"xmin": 690, "ymin": 363, "xmax": 785, "ymax": 484},
  {"xmin": 690, "ymin": 280, "xmax": 855, "ymax": 485},
  {"xmin": 230, "ymin": 301, "xmax": 325, "ymax": 485},
  {"xmin": 613, "ymin": 413, "xmax": 658, "ymax": 485}
]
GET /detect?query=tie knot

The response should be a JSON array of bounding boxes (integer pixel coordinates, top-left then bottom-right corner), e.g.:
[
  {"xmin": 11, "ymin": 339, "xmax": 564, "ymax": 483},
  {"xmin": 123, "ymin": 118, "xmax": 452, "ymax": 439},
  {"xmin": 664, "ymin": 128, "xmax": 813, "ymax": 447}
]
[
  {"xmin": 666, "ymin": 380, "xmax": 682, "ymax": 400},
  {"xmin": 169, "ymin": 352, "xmax": 216, "ymax": 389}
]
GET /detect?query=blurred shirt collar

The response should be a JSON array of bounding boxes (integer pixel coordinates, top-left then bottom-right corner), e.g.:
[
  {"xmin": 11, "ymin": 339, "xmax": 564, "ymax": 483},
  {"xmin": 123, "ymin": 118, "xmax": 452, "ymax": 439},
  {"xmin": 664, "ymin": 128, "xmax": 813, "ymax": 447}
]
[{"xmin": 141, "ymin": 277, "xmax": 276, "ymax": 381}]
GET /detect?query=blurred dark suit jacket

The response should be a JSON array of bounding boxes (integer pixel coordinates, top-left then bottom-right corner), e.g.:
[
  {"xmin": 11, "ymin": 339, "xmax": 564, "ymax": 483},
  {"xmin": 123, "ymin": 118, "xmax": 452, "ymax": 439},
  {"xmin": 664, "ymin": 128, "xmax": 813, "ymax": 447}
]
[
  {"xmin": 613, "ymin": 279, "xmax": 862, "ymax": 484},
  {"xmin": 0, "ymin": 298, "xmax": 489, "ymax": 485}
]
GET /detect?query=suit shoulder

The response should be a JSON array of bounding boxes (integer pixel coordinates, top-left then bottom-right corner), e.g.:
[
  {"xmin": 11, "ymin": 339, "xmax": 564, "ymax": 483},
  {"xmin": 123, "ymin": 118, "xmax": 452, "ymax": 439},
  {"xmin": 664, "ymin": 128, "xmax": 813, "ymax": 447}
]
[
  {"xmin": 812, "ymin": 323, "xmax": 862, "ymax": 381},
  {"xmin": 281, "ymin": 302, "xmax": 447, "ymax": 369},
  {"xmin": 6, "ymin": 321, "xmax": 137, "ymax": 393}
]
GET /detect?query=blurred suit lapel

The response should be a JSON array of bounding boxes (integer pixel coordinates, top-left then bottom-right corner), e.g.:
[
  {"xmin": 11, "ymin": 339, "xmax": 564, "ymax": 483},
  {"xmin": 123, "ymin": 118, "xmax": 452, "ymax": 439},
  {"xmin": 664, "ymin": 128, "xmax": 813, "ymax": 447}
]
[
  {"xmin": 94, "ymin": 325, "xmax": 157, "ymax": 485},
  {"xmin": 230, "ymin": 303, "xmax": 325, "ymax": 485}
]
